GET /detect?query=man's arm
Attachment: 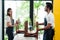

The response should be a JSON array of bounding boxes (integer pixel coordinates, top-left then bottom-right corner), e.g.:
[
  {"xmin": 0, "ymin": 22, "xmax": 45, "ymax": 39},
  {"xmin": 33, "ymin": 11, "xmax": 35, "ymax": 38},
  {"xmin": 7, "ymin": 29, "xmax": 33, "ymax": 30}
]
[
  {"xmin": 38, "ymin": 23, "xmax": 51, "ymax": 31},
  {"xmin": 38, "ymin": 23, "xmax": 44, "ymax": 25}
]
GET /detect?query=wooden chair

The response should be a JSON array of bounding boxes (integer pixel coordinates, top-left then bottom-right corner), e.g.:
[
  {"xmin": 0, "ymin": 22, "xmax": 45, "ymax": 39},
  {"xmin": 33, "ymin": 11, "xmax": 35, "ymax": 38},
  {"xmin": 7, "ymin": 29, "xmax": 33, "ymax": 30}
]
[
  {"xmin": 16, "ymin": 20, "xmax": 24, "ymax": 34},
  {"xmin": 16, "ymin": 21, "xmax": 39, "ymax": 39},
  {"xmin": 24, "ymin": 21, "xmax": 38, "ymax": 39}
]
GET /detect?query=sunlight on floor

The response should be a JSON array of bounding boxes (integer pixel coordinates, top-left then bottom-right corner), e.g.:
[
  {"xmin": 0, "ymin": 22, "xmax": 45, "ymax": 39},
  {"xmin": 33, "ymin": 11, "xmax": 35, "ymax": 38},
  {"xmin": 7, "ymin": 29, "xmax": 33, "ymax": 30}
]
[{"xmin": 13, "ymin": 34, "xmax": 43, "ymax": 40}]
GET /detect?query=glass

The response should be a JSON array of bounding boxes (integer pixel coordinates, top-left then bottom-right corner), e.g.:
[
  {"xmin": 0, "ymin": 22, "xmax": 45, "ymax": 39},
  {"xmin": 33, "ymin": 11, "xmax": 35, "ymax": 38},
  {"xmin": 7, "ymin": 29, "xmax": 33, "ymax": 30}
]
[{"xmin": 4, "ymin": 1, "xmax": 30, "ymax": 40}]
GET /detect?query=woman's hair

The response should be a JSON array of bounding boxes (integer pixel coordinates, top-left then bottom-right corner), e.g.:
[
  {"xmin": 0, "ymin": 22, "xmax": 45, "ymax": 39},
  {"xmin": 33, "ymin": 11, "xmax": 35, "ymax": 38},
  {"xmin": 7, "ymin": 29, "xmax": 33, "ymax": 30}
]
[{"xmin": 7, "ymin": 8, "xmax": 12, "ymax": 16}]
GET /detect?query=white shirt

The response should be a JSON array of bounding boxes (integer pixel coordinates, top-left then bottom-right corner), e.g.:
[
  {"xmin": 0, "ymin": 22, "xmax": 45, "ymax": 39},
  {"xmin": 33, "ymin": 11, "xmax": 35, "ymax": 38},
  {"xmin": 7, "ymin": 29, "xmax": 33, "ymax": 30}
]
[
  {"xmin": 45, "ymin": 11, "xmax": 55, "ymax": 29},
  {"xmin": 6, "ymin": 16, "xmax": 12, "ymax": 27}
]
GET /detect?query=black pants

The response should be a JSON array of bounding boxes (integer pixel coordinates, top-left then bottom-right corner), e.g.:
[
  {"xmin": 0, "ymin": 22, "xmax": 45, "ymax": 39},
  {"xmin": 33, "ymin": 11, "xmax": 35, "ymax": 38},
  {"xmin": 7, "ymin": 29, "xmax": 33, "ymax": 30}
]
[
  {"xmin": 6, "ymin": 27, "xmax": 14, "ymax": 40},
  {"xmin": 43, "ymin": 28, "xmax": 55, "ymax": 40}
]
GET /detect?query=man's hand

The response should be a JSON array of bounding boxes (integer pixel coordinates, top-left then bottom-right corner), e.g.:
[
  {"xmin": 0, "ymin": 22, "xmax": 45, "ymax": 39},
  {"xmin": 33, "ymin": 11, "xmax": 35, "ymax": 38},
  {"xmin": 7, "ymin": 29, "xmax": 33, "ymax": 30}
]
[
  {"xmin": 38, "ymin": 23, "xmax": 44, "ymax": 25},
  {"xmin": 37, "ymin": 28, "xmax": 42, "ymax": 31}
]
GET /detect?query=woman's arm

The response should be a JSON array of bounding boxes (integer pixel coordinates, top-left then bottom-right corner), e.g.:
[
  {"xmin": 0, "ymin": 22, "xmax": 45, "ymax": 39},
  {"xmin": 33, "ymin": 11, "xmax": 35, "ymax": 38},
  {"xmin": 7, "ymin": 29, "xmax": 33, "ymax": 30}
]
[
  {"xmin": 7, "ymin": 22, "xmax": 13, "ymax": 27},
  {"xmin": 7, "ymin": 16, "xmax": 14, "ymax": 27}
]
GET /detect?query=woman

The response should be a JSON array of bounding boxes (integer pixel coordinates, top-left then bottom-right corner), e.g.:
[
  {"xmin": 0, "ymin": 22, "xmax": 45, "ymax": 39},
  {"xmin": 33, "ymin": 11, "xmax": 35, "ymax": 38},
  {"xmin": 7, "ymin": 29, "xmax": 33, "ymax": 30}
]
[{"xmin": 6, "ymin": 8, "xmax": 14, "ymax": 40}]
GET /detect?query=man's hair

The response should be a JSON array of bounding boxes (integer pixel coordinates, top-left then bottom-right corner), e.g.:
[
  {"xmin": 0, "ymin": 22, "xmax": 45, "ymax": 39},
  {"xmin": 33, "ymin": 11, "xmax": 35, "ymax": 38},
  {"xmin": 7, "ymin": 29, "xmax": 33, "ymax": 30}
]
[{"xmin": 46, "ymin": 2, "xmax": 53, "ymax": 10}]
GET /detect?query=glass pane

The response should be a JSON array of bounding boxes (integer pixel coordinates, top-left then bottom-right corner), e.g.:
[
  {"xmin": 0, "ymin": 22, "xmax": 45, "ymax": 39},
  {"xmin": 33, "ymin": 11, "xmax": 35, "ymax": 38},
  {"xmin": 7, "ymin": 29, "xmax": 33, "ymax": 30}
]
[
  {"xmin": 33, "ymin": 1, "xmax": 52, "ymax": 40},
  {"xmin": 4, "ymin": 1, "xmax": 30, "ymax": 40},
  {"xmin": 0, "ymin": 0, "xmax": 2, "ymax": 40},
  {"xmin": 5, "ymin": 0, "xmax": 30, "ymax": 1}
]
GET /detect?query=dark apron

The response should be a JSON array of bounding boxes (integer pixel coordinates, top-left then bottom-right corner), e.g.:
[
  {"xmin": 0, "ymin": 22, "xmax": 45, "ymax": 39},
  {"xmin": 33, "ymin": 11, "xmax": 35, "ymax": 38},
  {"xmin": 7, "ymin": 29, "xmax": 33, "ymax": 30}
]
[
  {"xmin": 6, "ymin": 19, "xmax": 14, "ymax": 40},
  {"xmin": 43, "ymin": 18, "xmax": 54, "ymax": 40}
]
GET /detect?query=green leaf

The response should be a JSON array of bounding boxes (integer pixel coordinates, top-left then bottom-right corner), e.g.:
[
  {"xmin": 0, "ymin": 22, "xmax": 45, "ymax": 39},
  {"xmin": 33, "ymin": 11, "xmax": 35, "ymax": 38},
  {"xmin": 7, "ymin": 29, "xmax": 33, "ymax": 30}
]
[{"xmin": 34, "ymin": 1, "xmax": 41, "ymax": 9}]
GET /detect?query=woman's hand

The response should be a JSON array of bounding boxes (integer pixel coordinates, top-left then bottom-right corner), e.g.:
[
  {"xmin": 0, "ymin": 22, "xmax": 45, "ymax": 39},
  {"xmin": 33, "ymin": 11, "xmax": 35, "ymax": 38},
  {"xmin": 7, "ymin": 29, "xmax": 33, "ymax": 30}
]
[
  {"xmin": 14, "ymin": 20, "xmax": 20, "ymax": 27},
  {"xmin": 15, "ymin": 23, "xmax": 18, "ymax": 27}
]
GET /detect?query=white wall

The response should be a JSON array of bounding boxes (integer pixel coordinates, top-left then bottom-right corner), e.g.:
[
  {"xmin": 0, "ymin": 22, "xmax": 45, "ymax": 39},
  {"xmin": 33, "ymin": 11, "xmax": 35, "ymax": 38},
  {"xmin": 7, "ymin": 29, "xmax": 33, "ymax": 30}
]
[{"xmin": 0, "ymin": 0, "xmax": 2, "ymax": 40}]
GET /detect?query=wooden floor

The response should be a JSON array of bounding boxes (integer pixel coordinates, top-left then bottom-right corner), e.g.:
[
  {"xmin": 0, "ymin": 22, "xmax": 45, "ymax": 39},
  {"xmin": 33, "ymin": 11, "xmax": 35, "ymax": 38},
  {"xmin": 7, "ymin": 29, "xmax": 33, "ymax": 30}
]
[{"xmin": 13, "ymin": 34, "xmax": 43, "ymax": 40}]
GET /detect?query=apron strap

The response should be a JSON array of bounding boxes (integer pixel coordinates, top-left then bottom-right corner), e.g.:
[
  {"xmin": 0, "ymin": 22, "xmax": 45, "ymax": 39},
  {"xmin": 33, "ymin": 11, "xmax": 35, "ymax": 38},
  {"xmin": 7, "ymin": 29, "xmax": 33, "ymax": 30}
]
[{"xmin": 44, "ymin": 18, "xmax": 47, "ymax": 26}]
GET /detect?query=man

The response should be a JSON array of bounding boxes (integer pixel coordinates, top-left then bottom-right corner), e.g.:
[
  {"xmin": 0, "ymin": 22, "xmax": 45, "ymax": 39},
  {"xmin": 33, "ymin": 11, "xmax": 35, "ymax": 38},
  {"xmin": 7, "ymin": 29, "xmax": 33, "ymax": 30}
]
[{"xmin": 38, "ymin": 2, "xmax": 55, "ymax": 40}]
